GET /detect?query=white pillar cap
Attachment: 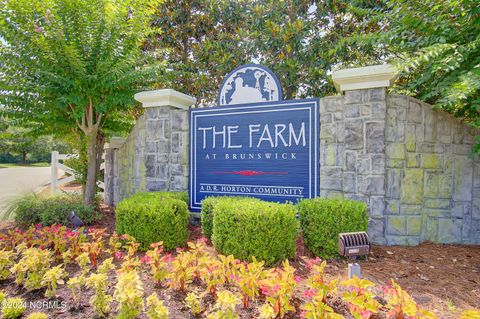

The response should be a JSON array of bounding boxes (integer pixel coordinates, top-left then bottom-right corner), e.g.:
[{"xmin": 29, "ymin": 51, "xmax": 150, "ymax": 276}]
[
  {"xmin": 105, "ymin": 137, "xmax": 126, "ymax": 149},
  {"xmin": 332, "ymin": 64, "xmax": 395, "ymax": 92},
  {"xmin": 134, "ymin": 89, "xmax": 196, "ymax": 109}
]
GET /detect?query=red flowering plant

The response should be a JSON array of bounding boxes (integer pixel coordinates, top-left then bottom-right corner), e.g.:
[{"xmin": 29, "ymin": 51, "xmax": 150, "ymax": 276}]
[
  {"xmin": 383, "ymin": 280, "xmax": 437, "ymax": 319},
  {"xmin": 259, "ymin": 260, "xmax": 299, "ymax": 318},
  {"xmin": 341, "ymin": 276, "xmax": 380, "ymax": 319}
]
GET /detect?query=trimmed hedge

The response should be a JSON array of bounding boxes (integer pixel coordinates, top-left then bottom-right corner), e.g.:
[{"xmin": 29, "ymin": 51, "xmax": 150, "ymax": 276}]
[
  {"xmin": 14, "ymin": 194, "xmax": 98, "ymax": 227},
  {"xmin": 116, "ymin": 192, "xmax": 190, "ymax": 250},
  {"xmin": 201, "ymin": 196, "xmax": 261, "ymax": 239},
  {"xmin": 127, "ymin": 191, "xmax": 189, "ymax": 205},
  {"xmin": 211, "ymin": 197, "xmax": 298, "ymax": 266},
  {"xmin": 297, "ymin": 198, "xmax": 368, "ymax": 258}
]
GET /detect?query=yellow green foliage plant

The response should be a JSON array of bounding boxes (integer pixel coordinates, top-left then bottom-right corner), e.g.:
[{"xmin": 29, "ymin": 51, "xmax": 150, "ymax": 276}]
[
  {"xmin": 41, "ymin": 265, "xmax": 66, "ymax": 298},
  {"xmin": 143, "ymin": 242, "xmax": 172, "ymax": 286},
  {"xmin": 75, "ymin": 252, "xmax": 91, "ymax": 276},
  {"xmin": 169, "ymin": 250, "xmax": 195, "ymax": 292},
  {"xmin": 384, "ymin": 280, "xmax": 437, "ymax": 319},
  {"xmin": 108, "ymin": 232, "xmax": 123, "ymax": 258},
  {"xmin": 259, "ymin": 260, "xmax": 298, "ymax": 318},
  {"xmin": 258, "ymin": 304, "xmax": 276, "ymax": 319},
  {"xmin": 81, "ymin": 228, "xmax": 106, "ymax": 268},
  {"xmin": 187, "ymin": 239, "xmax": 209, "ymax": 281},
  {"xmin": 459, "ymin": 310, "xmax": 480, "ymax": 319},
  {"xmin": 302, "ymin": 290, "xmax": 344, "ymax": 319},
  {"xmin": 114, "ymin": 269, "xmax": 144, "ymax": 319},
  {"xmin": 185, "ymin": 292, "xmax": 203, "ymax": 316},
  {"xmin": 121, "ymin": 233, "xmax": 140, "ymax": 259},
  {"xmin": 218, "ymin": 254, "xmax": 240, "ymax": 286},
  {"xmin": 304, "ymin": 257, "xmax": 338, "ymax": 303},
  {"xmin": 207, "ymin": 290, "xmax": 241, "ymax": 319},
  {"xmin": 341, "ymin": 276, "xmax": 380, "ymax": 319},
  {"xmin": 98, "ymin": 257, "xmax": 115, "ymax": 274},
  {"xmin": 68, "ymin": 275, "xmax": 85, "ymax": 308},
  {"xmin": 85, "ymin": 272, "xmax": 112, "ymax": 318},
  {"xmin": 202, "ymin": 259, "xmax": 225, "ymax": 299},
  {"xmin": 1, "ymin": 297, "xmax": 26, "ymax": 319},
  {"xmin": 26, "ymin": 313, "xmax": 48, "ymax": 319},
  {"xmin": 236, "ymin": 257, "xmax": 266, "ymax": 309},
  {"xmin": 10, "ymin": 247, "xmax": 52, "ymax": 290},
  {"xmin": 146, "ymin": 293, "xmax": 169, "ymax": 319},
  {"xmin": 27, "ymin": 312, "xmax": 48, "ymax": 319},
  {"xmin": 0, "ymin": 249, "xmax": 16, "ymax": 280}
]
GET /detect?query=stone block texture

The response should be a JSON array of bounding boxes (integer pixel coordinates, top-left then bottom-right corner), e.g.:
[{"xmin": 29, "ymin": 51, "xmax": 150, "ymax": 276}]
[
  {"xmin": 320, "ymin": 91, "xmax": 480, "ymax": 245},
  {"xmin": 384, "ymin": 95, "xmax": 480, "ymax": 245},
  {"xmin": 112, "ymin": 106, "xmax": 189, "ymax": 204},
  {"xmin": 320, "ymin": 89, "xmax": 388, "ymax": 244}
]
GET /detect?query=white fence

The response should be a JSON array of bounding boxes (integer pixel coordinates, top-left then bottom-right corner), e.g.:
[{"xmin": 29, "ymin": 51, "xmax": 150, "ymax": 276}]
[{"xmin": 50, "ymin": 151, "xmax": 105, "ymax": 193}]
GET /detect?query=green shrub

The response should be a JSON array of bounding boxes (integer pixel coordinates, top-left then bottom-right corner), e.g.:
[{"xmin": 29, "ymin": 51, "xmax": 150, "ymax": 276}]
[
  {"xmin": 116, "ymin": 192, "xmax": 190, "ymax": 250},
  {"xmin": 211, "ymin": 197, "xmax": 298, "ymax": 266},
  {"xmin": 200, "ymin": 196, "xmax": 260, "ymax": 239},
  {"xmin": 297, "ymin": 198, "xmax": 368, "ymax": 258},
  {"xmin": 130, "ymin": 191, "xmax": 188, "ymax": 206},
  {"xmin": 13, "ymin": 194, "xmax": 98, "ymax": 227},
  {"xmin": 1, "ymin": 297, "xmax": 25, "ymax": 319},
  {"xmin": 10, "ymin": 194, "xmax": 42, "ymax": 225}
]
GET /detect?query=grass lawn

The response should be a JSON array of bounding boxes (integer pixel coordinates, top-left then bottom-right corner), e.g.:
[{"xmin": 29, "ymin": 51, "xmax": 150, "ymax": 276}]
[{"xmin": 0, "ymin": 162, "xmax": 50, "ymax": 169}]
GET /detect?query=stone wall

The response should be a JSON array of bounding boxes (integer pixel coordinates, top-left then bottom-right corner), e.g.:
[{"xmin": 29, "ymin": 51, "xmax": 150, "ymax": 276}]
[
  {"xmin": 319, "ymin": 89, "xmax": 480, "ymax": 245},
  {"xmin": 111, "ymin": 105, "xmax": 189, "ymax": 204},
  {"xmin": 319, "ymin": 88, "xmax": 388, "ymax": 244},
  {"xmin": 384, "ymin": 95, "xmax": 480, "ymax": 245}
]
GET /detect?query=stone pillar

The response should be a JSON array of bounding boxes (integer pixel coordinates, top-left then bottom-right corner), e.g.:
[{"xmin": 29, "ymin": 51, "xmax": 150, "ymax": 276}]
[
  {"xmin": 104, "ymin": 137, "xmax": 125, "ymax": 206},
  {"xmin": 134, "ymin": 89, "xmax": 196, "ymax": 193},
  {"xmin": 330, "ymin": 65, "xmax": 395, "ymax": 244}
]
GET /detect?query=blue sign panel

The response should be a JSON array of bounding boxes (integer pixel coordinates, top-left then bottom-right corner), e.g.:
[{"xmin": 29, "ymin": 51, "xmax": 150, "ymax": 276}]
[{"xmin": 189, "ymin": 99, "xmax": 320, "ymax": 211}]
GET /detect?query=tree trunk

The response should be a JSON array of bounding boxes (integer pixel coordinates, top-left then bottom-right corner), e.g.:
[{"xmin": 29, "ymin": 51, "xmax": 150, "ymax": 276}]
[
  {"xmin": 84, "ymin": 131, "xmax": 99, "ymax": 206},
  {"xmin": 95, "ymin": 131, "xmax": 105, "ymax": 190}
]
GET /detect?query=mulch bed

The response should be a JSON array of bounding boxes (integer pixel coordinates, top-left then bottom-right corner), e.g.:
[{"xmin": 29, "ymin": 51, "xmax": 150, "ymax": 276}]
[{"xmin": 0, "ymin": 205, "xmax": 478, "ymax": 318}]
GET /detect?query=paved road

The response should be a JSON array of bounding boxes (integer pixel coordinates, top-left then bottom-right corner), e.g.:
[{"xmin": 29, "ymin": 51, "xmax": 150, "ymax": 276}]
[{"xmin": 0, "ymin": 166, "xmax": 51, "ymax": 220}]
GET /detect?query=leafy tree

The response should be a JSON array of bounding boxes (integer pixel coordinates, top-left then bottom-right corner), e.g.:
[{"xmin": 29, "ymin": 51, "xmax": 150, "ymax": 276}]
[
  {"xmin": 246, "ymin": 0, "xmax": 386, "ymax": 100},
  {"xmin": 148, "ymin": 0, "xmax": 251, "ymax": 104},
  {"xmin": 0, "ymin": 0, "xmax": 162, "ymax": 204},
  {"xmin": 342, "ymin": 0, "xmax": 480, "ymax": 153},
  {"xmin": 148, "ymin": 0, "xmax": 386, "ymax": 104},
  {"xmin": 0, "ymin": 126, "xmax": 36, "ymax": 163}
]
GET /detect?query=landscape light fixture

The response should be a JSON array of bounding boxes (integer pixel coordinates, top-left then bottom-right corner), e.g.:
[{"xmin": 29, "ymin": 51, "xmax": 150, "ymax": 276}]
[{"xmin": 338, "ymin": 231, "xmax": 371, "ymax": 278}]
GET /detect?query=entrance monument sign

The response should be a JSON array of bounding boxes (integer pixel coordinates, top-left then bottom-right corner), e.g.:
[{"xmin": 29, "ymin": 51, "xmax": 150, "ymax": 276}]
[{"xmin": 189, "ymin": 64, "xmax": 320, "ymax": 211}]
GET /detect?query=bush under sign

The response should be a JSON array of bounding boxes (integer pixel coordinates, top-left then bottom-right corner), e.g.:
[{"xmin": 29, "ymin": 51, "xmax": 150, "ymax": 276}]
[{"xmin": 189, "ymin": 99, "xmax": 320, "ymax": 211}]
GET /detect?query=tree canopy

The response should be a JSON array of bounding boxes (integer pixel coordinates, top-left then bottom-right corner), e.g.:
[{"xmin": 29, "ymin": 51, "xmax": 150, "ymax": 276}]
[
  {"xmin": 147, "ymin": 0, "xmax": 385, "ymax": 104},
  {"xmin": 342, "ymin": 0, "xmax": 480, "ymax": 152},
  {"xmin": 0, "ymin": 0, "xmax": 163, "ymax": 204}
]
